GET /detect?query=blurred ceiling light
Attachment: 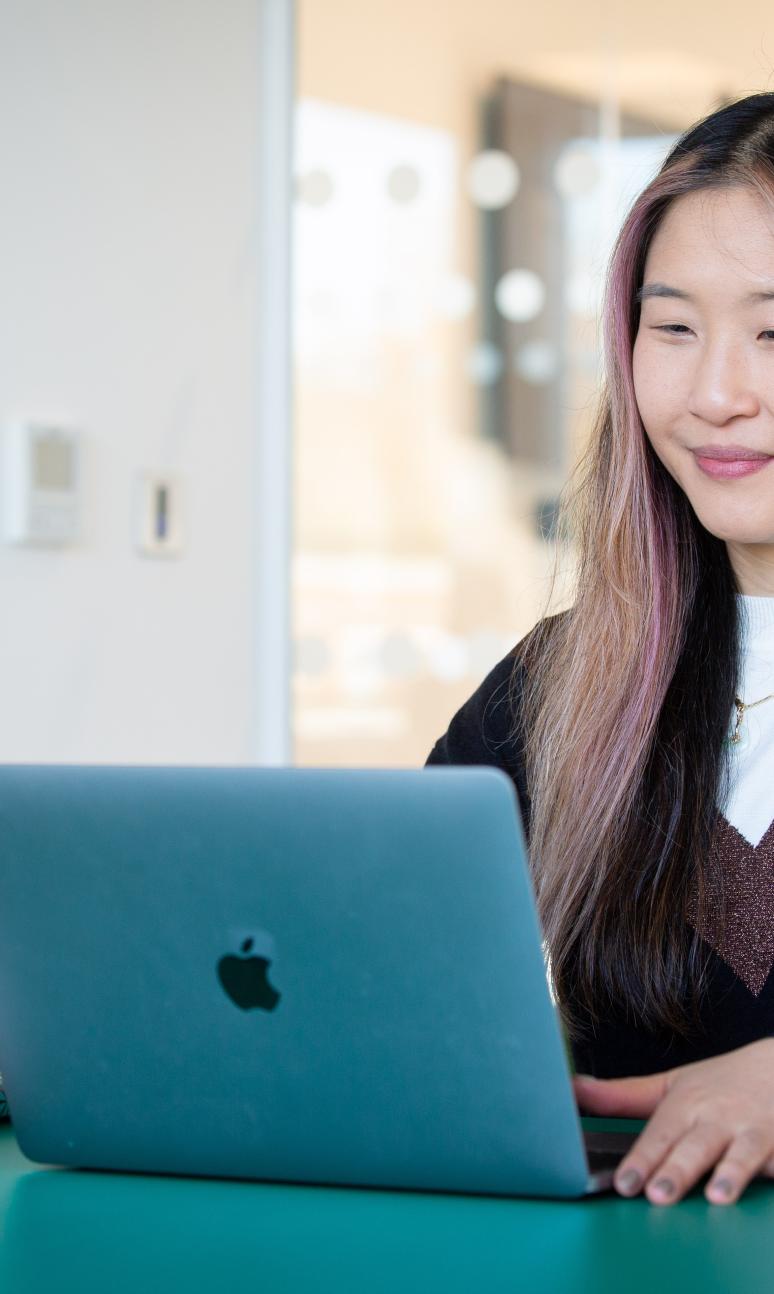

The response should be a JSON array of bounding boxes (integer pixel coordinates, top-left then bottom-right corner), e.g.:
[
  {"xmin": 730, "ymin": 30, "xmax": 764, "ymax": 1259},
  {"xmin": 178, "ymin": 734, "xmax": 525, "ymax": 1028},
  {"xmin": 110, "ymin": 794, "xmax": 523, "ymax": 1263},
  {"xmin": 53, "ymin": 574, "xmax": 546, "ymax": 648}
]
[
  {"xmin": 514, "ymin": 339, "xmax": 560, "ymax": 384},
  {"xmin": 466, "ymin": 150, "xmax": 520, "ymax": 210},
  {"xmin": 435, "ymin": 272, "xmax": 476, "ymax": 320},
  {"xmin": 295, "ymin": 169, "xmax": 335, "ymax": 207},
  {"xmin": 387, "ymin": 163, "xmax": 422, "ymax": 203},
  {"xmin": 494, "ymin": 269, "xmax": 546, "ymax": 322},
  {"xmin": 466, "ymin": 340, "xmax": 504, "ymax": 386},
  {"xmin": 553, "ymin": 143, "xmax": 601, "ymax": 197}
]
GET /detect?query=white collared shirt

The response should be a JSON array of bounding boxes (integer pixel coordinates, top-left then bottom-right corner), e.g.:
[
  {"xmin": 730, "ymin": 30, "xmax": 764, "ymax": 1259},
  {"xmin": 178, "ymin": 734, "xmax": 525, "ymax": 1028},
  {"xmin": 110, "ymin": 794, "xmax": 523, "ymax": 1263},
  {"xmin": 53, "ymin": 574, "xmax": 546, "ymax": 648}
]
[{"xmin": 724, "ymin": 594, "xmax": 774, "ymax": 847}]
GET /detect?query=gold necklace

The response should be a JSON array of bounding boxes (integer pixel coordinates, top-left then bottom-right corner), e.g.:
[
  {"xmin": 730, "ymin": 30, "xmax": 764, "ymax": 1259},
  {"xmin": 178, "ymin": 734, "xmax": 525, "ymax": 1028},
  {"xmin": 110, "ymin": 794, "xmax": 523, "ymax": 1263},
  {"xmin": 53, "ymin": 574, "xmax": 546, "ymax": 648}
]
[{"xmin": 729, "ymin": 692, "xmax": 774, "ymax": 745}]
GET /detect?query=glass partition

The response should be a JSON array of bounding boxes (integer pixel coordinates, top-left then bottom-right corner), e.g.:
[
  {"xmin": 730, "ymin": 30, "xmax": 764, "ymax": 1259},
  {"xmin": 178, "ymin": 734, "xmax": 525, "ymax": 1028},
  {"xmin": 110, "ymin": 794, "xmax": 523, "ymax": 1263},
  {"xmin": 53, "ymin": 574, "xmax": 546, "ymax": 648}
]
[{"xmin": 293, "ymin": 0, "xmax": 746, "ymax": 765}]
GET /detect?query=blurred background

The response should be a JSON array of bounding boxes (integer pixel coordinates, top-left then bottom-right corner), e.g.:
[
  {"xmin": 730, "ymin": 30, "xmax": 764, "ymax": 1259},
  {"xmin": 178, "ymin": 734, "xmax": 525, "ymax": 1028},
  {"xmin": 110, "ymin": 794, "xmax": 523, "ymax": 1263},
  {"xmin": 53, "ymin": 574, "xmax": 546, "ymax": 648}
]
[{"xmin": 0, "ymin": 1, "xmax": 770, "ymax": 766}]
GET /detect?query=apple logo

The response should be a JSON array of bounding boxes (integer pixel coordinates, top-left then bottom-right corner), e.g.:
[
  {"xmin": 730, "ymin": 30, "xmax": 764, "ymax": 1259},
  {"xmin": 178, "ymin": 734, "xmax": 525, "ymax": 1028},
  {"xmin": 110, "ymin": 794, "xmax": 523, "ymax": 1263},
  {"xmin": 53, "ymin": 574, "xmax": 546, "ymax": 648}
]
[{"xmin": 217, "ymin": 936, "xmax": 281, "ymax": 1012}]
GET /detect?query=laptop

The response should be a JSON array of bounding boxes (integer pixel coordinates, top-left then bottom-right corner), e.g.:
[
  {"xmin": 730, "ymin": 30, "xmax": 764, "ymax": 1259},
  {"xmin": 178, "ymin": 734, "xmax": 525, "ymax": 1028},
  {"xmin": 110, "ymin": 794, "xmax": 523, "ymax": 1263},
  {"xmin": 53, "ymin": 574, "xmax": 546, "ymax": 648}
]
[{"xmin": 0, "ymin": 763, "xmax": 636, "ymax": 1197}]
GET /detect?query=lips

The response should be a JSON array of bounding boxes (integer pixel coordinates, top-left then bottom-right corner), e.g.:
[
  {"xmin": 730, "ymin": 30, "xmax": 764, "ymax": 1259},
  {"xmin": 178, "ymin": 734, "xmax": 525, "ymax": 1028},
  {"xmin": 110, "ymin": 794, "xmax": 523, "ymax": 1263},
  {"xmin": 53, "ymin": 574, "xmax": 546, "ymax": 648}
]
[
  {"xmin": 690, "ymin": 444, "xmax": 774, "ymax": 480},
  {"xmin": 690, "ymin": 445, "xmax": 773, "ymax": 461}
]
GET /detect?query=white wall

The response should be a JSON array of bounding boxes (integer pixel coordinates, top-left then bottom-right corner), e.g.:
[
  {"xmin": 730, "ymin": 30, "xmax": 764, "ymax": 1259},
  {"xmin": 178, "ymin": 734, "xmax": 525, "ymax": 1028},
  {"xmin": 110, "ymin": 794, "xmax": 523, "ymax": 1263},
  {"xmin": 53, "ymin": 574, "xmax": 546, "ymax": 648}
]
[{"xmin": 0, "ymin": 0, "xmax": 284, "ymax": 763}]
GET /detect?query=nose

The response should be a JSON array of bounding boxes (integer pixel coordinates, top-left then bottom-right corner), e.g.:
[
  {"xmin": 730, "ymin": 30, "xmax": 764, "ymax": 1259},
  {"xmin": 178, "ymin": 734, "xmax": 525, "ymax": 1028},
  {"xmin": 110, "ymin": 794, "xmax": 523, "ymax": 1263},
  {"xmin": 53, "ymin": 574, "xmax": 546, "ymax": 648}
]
[{"xmin": 686, "ymin": 338, "xmax": 760, "ymax": 425}]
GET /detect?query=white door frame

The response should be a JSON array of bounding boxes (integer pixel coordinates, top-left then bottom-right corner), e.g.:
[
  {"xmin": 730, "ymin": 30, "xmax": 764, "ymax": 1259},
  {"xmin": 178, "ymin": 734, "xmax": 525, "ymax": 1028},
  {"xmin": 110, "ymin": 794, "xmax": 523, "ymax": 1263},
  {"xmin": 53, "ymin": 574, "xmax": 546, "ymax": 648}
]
[{"xmin": 253, "ymin": 0, "xmax": 295, "ymax": 764}]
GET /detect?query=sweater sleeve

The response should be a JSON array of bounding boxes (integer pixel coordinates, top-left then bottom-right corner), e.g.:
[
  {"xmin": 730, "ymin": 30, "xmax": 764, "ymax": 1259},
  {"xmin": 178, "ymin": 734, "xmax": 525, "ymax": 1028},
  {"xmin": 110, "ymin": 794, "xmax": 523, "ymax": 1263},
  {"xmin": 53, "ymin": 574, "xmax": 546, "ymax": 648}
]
[{"xmin": 424, "ymin": 645, "xmax": 531, "ymax": 836}]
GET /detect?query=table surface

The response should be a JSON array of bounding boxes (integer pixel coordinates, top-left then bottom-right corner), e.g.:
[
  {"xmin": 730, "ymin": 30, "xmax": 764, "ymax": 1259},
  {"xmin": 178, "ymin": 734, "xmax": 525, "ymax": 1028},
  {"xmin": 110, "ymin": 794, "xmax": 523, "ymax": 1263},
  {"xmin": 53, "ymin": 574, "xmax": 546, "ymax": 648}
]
[{"xmin": 1, "ymin": 1123, "xmax": 773, "ymax": 1294}]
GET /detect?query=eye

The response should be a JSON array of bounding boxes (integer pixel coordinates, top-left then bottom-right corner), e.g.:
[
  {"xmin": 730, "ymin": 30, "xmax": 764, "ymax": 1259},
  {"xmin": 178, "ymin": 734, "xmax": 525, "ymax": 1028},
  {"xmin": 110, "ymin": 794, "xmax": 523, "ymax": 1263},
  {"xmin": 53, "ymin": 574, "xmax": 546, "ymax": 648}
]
[
  {"xmin": 652, "ymin": 324, "xmax": 693, "ymax": 335},
  {"xmin": 760, "ymin": 330, "xmax": 774, "ymax": 341}
]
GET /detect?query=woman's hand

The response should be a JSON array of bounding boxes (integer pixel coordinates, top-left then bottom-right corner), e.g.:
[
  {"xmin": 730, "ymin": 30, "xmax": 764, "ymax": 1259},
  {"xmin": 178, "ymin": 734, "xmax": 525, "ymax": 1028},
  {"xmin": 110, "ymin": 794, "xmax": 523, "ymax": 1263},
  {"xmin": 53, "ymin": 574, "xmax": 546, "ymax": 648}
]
[{"xmin": 573, "ymin": 1038, "xmax": 774, "ymax": 1205}]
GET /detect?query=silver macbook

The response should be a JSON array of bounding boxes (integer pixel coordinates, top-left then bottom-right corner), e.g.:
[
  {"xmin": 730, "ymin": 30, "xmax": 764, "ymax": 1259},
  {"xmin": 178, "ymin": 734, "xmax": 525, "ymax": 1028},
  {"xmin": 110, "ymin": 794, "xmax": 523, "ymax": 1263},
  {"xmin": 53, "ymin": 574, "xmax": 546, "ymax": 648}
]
[{"xmin": 0, "ymin": 763, "xmax": 635, "ymax": 1196}]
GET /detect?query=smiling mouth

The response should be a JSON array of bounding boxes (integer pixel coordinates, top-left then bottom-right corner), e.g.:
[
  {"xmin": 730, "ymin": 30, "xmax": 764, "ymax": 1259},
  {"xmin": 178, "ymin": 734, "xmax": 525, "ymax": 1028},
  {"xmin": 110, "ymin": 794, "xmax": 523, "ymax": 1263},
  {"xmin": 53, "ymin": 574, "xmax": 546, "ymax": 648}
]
[
  {"xmin": 690, "ymin": 448, "xmax": 773, "ymax": 462},
  {"xmin": 692, "ymin": 453, "xmax": 773, "ymax": 479}
]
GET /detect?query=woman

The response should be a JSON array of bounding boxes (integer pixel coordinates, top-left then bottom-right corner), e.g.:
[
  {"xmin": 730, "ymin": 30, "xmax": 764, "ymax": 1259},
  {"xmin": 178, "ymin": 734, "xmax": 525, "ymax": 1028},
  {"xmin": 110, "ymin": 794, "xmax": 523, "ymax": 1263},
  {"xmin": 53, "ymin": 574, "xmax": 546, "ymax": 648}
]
[{"xmin": 427, "ymin": 92, "xmax": 774, "ymax": 1207}]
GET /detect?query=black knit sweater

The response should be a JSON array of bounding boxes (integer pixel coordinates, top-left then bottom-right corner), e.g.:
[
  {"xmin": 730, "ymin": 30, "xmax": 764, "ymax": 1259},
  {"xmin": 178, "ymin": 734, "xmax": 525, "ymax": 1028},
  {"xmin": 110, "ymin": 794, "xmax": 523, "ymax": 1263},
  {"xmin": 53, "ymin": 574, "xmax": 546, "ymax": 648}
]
[{"xmin": 425, "ymin": 636, "xmax": 774, "ymax": 1079}]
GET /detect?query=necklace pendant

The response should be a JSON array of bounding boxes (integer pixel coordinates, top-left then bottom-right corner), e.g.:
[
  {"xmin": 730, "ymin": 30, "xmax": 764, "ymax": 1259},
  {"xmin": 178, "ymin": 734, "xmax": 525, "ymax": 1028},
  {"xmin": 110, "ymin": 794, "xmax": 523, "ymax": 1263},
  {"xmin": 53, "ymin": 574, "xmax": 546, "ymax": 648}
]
[
  {"xmin": 729, "ymin": 721, "xmax": 750, "ymax": 750},
  {"xmin": 728, "ymin": 690, "xmax": 774, "ymax": 749}
]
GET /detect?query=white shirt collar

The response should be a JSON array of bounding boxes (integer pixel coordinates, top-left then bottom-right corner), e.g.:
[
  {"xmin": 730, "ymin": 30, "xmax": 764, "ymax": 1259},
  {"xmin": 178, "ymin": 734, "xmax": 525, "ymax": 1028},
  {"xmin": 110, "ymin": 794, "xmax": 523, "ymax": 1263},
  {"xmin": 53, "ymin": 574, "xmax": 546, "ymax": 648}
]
[{"xmin": 736, "ymin": 593, "xmax": 774, "ymax": 654}]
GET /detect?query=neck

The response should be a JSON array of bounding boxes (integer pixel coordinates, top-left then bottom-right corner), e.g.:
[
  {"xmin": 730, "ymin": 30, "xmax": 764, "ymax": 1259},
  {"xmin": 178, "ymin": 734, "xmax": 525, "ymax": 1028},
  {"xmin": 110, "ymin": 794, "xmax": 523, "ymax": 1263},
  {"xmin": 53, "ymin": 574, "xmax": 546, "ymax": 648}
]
[{"xmin": 726, "ymin": 542, "xmax": 774, "ymax": 595}]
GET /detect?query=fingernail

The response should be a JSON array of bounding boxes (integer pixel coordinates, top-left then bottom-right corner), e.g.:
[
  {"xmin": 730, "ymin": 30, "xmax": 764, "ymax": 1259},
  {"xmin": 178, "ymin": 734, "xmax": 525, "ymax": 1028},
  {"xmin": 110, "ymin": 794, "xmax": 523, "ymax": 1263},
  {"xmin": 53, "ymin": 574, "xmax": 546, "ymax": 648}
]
[
  {"xmin": 575, "ymin": 1073, "xmax": 595, "ymax": 1081},
  {"xmin": 616, "ymin": 1169, "xmax": 642, "ymax": 1195},
  {"xmin": 709, "ymin": 1177, "xmax": 735, "ymax": 1200},
  {"xmin": 651, "ymin": 1177, "xmax": 675, "ymax": 1199}
]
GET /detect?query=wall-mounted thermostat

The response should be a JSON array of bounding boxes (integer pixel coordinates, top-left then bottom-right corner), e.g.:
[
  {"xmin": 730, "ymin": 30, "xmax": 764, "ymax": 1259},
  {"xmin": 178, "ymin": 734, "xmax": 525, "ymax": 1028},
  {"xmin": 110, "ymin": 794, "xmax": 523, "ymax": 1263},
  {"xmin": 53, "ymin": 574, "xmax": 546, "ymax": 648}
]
[{"xmin": 2, "ymin": 423, "xmax": 80, "ymax": 546}]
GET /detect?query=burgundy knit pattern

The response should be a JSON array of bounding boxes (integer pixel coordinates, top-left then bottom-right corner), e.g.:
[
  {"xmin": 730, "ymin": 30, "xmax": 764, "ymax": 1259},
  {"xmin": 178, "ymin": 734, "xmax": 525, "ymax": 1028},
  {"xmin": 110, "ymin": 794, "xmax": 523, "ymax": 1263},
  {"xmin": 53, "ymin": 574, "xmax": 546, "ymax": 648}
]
[{"xmin": 687, "ymin": 814, "xmax": 774, "ymax": 996}]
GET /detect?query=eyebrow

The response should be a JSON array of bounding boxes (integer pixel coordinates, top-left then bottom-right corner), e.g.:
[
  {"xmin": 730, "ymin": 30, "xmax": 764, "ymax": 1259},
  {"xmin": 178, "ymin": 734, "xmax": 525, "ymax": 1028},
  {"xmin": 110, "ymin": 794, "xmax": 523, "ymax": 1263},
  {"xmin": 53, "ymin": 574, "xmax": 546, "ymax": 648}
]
[{"xmin": 636, "ymin": 281, "xmax": 774, "ymax": 304}]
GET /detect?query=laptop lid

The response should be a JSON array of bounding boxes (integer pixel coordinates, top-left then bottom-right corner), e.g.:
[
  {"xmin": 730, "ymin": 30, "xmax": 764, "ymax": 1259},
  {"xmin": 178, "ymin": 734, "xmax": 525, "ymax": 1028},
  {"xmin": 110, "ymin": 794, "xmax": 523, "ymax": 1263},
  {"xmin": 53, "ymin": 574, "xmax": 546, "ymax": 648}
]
[{"xmin": 0, "ymin": 763, "xmax": 592, "ymax": 1197}]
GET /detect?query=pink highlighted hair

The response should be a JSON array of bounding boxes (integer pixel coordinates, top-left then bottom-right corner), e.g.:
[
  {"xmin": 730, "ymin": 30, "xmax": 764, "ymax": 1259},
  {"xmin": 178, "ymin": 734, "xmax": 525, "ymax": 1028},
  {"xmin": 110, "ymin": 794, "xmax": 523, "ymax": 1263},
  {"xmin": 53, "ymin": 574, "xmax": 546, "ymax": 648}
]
[{"xmin": 515, "ymin": 94, "xmax": 774, "ymax": 1042}]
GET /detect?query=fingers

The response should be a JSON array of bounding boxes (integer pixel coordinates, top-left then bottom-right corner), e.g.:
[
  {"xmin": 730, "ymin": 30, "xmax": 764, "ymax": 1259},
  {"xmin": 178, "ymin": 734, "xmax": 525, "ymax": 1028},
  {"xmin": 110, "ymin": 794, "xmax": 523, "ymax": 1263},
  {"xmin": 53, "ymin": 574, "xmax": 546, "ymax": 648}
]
[
  {"xmin": 614, "ymin": 1113, "xmax": 730, "ymax": 1204},
  {"xmin": 704, "ymin": 1127, "xmax": 772, "ymax": 1205},
  {"xmin": 573, "ymin": 1070, "xmax": 670, "ymax": 1118},
  {"xmin": 589, "ymin": 1041, "xmax": 774, "ymax": 1205},
  {"xmin": 614, "ymin": 1111, "xmax": 774, "ymax": 1205}
]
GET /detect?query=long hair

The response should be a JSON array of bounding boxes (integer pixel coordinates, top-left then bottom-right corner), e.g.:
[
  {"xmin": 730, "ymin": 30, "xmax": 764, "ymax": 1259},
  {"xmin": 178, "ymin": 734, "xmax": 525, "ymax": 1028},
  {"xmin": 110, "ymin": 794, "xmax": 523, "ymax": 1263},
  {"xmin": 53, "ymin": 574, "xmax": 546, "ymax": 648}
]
[{"xmin": 515, "ymin": 93, "xmax": 774, "ymax": 1042}]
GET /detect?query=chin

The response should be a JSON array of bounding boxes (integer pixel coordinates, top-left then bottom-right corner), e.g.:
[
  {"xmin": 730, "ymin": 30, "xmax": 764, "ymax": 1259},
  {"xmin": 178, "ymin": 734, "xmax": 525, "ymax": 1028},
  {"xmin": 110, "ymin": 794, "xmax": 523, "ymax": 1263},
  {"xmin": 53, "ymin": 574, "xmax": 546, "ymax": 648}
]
[{"xmin": 692, "ymin": 512, "xmax": 769, "ymax": 544}]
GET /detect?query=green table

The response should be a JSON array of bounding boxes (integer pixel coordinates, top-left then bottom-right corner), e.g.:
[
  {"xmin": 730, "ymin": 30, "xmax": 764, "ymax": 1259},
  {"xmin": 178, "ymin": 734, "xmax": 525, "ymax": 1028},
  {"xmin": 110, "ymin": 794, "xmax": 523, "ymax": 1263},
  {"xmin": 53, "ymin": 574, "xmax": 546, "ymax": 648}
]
[{"xmin": 0, "ymin": 1122, "xmax": 773, "ymax": 1293}]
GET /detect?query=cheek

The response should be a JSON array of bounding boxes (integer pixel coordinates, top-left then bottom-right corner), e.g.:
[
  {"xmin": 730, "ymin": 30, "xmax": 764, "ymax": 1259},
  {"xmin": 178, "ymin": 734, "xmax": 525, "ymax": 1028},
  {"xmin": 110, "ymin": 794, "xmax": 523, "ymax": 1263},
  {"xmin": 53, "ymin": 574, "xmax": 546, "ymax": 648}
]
[
  {"xmin": 632, "ymin": 342, "xmax": 656, "ymax": 442},
  {"xmin": 632, "ymin": 338, "xmax": 676, "ymax": 440},
  {"xmin": 631, "ymin": 341, "xmax": 682, "ymax": 482}
]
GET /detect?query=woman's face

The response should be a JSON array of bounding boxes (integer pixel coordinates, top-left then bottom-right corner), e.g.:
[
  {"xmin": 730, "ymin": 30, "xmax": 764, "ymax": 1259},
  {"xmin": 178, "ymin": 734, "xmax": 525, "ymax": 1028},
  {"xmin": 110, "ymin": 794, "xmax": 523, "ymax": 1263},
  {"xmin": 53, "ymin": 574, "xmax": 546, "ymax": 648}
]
[{"xmin": 632, "ymin": 184, "xmax": 774, "ymax": 593}]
